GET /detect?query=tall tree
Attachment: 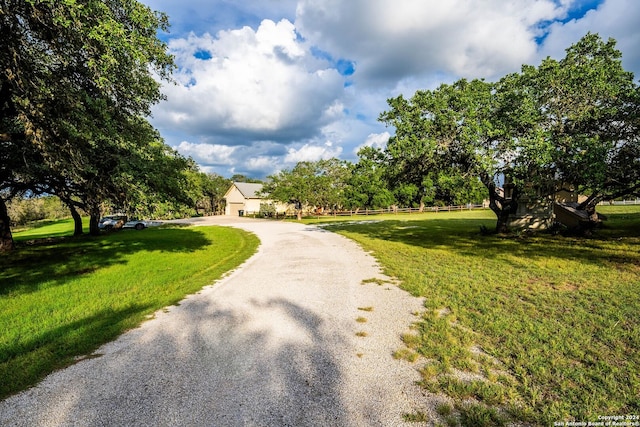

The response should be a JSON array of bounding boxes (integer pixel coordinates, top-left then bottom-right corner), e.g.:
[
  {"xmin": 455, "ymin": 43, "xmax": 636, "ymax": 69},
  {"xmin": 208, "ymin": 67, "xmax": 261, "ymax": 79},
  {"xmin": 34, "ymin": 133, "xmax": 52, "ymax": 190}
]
[
  {"xmin": 345, "ymin": 146, "xmax": 395, "ymax": 210},
  {"xmin": 380, "ymin": 78, "xmax": 513, "ymax": 227},
  {"xmin": 201, "ymin": 174, "xmax": 233, "ymax": 215},
  {"xmin": 380, "ymin": 33, "xmax": 639, "ymax": 232},
  {"xmin": 508, "ymin": 34, "xmax": 640, "ymax": 215},
  {"xmin": 0, "ymin": 0, "xmax": 174, "ymax": 247}
]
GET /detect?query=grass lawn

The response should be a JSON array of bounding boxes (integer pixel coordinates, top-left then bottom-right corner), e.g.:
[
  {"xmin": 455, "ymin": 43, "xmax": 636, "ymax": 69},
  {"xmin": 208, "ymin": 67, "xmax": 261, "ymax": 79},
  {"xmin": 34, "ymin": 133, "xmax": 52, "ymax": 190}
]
[
  {"xmin": 311, "ymin": 205, "xmax": 640, "ymax": 426},
  {"xmin": 0, "ymin": 221, "xmax": 259, "ymax": 400},
  {"xmin": 11, "ymin": 217, "xmax": 90, "ymax": 240}
]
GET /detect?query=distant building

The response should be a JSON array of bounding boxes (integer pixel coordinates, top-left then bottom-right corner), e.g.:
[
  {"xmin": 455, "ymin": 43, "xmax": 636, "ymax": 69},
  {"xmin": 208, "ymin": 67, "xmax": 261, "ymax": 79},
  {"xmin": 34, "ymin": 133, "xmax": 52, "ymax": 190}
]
[
  {"xmin": 223, "ymin": 182, "xmax": 265, "ymax": 216},
  {"xmin": 502, "ymin": 177, "xmax": 591, "ymax": 230}
]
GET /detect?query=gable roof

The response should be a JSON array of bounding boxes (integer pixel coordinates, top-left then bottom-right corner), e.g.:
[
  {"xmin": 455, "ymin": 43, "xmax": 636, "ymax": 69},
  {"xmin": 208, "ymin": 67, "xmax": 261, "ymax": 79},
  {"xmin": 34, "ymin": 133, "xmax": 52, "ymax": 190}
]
[{"xmin": 233, "ymin": 182, "xmax": 264, "ymax": 199}]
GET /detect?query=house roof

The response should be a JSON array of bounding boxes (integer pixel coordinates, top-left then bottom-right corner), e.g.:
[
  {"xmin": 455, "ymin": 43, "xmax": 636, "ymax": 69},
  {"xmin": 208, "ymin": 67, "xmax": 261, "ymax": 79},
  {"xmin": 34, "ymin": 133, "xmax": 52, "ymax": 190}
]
[{"xmin": 233, "ymin": 182, "xmax": 264, "ymax": 199}]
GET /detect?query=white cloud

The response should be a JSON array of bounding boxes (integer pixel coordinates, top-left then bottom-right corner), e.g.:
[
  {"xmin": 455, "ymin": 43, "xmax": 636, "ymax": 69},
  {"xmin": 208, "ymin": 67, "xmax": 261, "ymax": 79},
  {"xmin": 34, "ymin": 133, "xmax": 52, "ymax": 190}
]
[
  {"xmin": 537, "ymin": 0, "xmax": 640, "ymax": 74},
  {"xmin": 284, "ymin": 142, "xmax": 343, "ymax": 163},
  {"xmin": 295, "ymin": 0, "xmax": 571, "ymax": 83},
  {"xmin": 354, "ymin": 132, "xmax": 391, "ymax": 153},
  {"xmin": 140, "ymin": 0, "xmax": 640, "ymax": 179},
  {"xmin": 152, "ymin": 19, "xmax": 344, "ymax": 143},
  {"xmin": 174, "ymin": 141, "xmax": 236, "ymax": 165},
  {"xmin": 244, "ymin": 155, "xmax": 279, "ymax": 173}
]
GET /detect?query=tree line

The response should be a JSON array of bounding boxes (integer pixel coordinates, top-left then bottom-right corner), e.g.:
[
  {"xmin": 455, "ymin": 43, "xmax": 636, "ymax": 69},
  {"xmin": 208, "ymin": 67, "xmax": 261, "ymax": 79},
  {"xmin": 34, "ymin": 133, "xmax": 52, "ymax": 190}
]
[
  {"xmin": 261, "ymin": 153, "xmax": 488, "ymax": 221},
  {"xmin": 264, "ymin": 34, "xmax": 640, "ymax": 231},
  {"xmin": 2, "ymin": 1, "xmax": 636, "ymax": 254},
  {"xmin": 0, "ymin": 0, "xmax": 193, "ymax": 250}
]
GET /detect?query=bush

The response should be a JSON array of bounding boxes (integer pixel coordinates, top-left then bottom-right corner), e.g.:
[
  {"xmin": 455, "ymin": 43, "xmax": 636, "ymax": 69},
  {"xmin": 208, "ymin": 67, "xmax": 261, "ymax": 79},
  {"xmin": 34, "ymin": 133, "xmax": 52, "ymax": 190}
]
[
  {"xmin": 7, "ymin": 196, "xmax": 69, "ymax": 226},
  {"xmin": 259, "ymin": 202, "xmax": 276, "ymax": 218}
]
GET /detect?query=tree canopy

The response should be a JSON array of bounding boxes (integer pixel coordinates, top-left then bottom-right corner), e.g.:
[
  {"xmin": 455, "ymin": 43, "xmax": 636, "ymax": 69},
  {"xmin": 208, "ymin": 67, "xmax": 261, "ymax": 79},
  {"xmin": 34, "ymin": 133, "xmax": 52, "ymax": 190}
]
[
  {"xmin": 0, "ymin": 0, "xmax": 186, "ymax": 250},
  {"xmin": 380, "ymin": 33, "xmax": 640, "ymax": 232},
  {"xmin": 262, "ymin": 159, "xmax": 350, "ymax": 220}
]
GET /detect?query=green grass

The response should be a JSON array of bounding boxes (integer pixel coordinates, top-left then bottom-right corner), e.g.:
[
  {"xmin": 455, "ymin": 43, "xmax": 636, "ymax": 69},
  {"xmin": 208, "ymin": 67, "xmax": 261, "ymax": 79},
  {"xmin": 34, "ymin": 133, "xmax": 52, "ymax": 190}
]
[
  {"xmin": 12, "ymin": 217, "xmax": 89, "ymax": 240},
  {"xmin": 0, "ymin": 222, "xmax": 259, "ymax": 399},
  {"xmin": 316, "ymin": 206, "xmax": 640, "ymax": 426}
]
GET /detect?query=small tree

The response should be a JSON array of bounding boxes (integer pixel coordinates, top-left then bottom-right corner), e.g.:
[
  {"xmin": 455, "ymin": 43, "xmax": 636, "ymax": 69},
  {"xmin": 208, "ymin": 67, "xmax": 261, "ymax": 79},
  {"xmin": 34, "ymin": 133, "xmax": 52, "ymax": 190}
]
[
  {"xmin": 262, "ymin": 159, "xmax": 350, "ymax": 220},
  {"xmin": 345, "ymin": 146, "xmax": 395, "ymax": 210},
  {"xmin": 203, "ymin": 174, "xmax": 233, "ymax": 215}
]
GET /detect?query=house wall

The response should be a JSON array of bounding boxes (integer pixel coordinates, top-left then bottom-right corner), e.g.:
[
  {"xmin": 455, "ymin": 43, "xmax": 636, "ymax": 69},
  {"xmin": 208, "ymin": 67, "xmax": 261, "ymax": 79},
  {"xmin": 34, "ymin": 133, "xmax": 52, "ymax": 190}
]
[
  {"xmin": 223, "ymin": 185, "xmax": 273, "ymax": 216},
  {"xmin": 507, "ymin": 193, "xmax": 589, "ymax": 230},
  {"xmin": 244, "ymin": 199, "xmax": 262, "ymax": 214},
  {"xmin": 225, "ymin": 187, "xmax": 246, "ymax": 205},
  {"xmin": 507, "ymin": 195, "xmax": 555, "ymax": 230},
  {"xmin": 224, "ymin": 186, "xmax": 245, "ymax": 215}
]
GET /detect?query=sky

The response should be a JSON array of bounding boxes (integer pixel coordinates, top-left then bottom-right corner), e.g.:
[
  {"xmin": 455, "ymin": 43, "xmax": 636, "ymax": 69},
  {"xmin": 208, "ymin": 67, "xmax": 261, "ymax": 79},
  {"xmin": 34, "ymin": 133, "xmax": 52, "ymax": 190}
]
[{"xmin": 139, "ymin": 0, "xmax": 640, "ymax": 179}]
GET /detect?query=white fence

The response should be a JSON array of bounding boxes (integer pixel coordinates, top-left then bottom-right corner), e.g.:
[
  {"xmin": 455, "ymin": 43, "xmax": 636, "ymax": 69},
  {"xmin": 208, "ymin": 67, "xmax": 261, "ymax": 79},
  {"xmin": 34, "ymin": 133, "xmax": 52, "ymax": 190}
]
[
  {"xmin": 317, "ymin": 204, "xmax": 486, "ymax": 217},
  {"xmin": 241, "ymin": 204, "xmax": 488, "ymax": 219},
  {"xmin": 600, "ymin": 199, "xmax": 640, "ymax": 206}
]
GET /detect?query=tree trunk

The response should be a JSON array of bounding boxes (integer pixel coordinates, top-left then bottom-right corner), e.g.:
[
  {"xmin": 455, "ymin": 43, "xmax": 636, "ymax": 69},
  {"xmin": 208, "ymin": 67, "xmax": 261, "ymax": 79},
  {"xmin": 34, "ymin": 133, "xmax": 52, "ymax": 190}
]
[
  {"xmin": 296, "ymin": 209, "xmax": 302, "ymax": 221},
  {"xmin": 493, "ymin": 205, "xmax": 512, "ymax": 234},
  {"xmin": 69, "ymin": 204, "xmax": 84, "ymax": 236},
  {"xmin": 0, "ymin": 197, "xmax": 15, "ymax": 252},
  {"xmin": 481, "ymin": 174, "xmax": 519, "ymax": 233},
  {"xmin": 89, "ymin": 205, "xmax": 101, "ymax": 236}
]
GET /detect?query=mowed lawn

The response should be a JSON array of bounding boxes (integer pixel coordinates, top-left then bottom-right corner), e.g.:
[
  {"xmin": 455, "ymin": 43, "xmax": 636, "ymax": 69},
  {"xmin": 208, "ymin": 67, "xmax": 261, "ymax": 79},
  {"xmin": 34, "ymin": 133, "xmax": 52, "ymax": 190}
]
[
  {"xmin": 313, "ymin": 206, "xmax": 640, "ymax": 426},
  {"xmin": 0, "ymin": 221, "xmax": 259, "ymax": 400}
]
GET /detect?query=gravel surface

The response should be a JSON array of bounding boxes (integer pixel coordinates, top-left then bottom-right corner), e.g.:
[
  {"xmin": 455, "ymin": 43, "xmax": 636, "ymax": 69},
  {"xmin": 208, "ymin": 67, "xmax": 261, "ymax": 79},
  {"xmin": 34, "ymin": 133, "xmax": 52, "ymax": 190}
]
[{"xmin": 0, "ymin": 217, "xmax": 433, "ymax": 426}]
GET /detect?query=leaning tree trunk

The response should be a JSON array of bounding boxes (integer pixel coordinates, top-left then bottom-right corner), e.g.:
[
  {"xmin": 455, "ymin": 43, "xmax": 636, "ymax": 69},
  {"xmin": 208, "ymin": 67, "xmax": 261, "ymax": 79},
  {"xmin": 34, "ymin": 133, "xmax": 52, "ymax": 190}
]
[
  {"xmin": 69, "ymin": 204, "xmax": 84, "ymax": 236},
  {"xmin": 481, "ymin": 175, "xmax": 519, "ymax": 233},
  {"xmin": 59, "ymin": 196, "xmax": 85, "ymax": 236},
  {"xmin": 0, "ymin": 197, "xmax": 15, "ymax": 252},
  {"xmin": 493, "ymin": 204, "xmax": 513, "ymax": 234}
]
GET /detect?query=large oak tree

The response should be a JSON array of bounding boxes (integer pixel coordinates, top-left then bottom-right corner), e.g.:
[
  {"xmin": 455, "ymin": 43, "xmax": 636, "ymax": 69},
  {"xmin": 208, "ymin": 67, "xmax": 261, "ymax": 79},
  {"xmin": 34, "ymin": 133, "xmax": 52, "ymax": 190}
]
[
  {"xmin": 1, "ymin": 0, "xmax": 175, "ymax": 249},
  {"xmin": 380, "ymin": 33, "xmax": 639, "ymax": 232}
]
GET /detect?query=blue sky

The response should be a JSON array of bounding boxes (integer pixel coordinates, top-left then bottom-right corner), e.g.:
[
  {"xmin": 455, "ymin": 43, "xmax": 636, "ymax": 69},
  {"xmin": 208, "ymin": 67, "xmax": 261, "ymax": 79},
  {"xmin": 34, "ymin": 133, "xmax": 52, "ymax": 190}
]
[{"xmin": 139, "ymin": 0, "xmax": 640, "ymax": 179}]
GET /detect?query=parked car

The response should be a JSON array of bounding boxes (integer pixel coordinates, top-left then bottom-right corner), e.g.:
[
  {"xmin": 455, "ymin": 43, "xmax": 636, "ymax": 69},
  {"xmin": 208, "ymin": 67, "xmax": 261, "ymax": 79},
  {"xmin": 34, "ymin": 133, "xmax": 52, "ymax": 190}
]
[
  {"xmin": 122, "ymin": 219, "xmax": 163, "ymax": 230},
  {"xmin": 98, "ymin": 215, "xmax": 127, "ymax": 230}
]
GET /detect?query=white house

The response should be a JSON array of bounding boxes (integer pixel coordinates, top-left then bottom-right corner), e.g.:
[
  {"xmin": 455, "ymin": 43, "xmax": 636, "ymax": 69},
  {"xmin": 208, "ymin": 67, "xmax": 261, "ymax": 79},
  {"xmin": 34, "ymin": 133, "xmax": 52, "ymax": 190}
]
[{"xmin": 223, "ymin": 182, "xmax": 265, "ymax": 216}]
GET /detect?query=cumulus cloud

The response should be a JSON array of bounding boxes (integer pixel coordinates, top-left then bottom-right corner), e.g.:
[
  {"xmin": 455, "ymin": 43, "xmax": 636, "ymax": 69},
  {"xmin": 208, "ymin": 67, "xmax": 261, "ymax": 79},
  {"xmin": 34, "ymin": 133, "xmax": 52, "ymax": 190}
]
[
  {"xmin": 538, "ymin": 0, "xmax": 640, "ymax": 74},
  {"xmin": 140, "ymin": 0, "xmax": 640, "ymax": 179},
  {"xmin": 295, "ymin": 0, "xmax": 572, "ymax": 84},
  {"xmin": 174, "ymin": 141, "xmax": 236, "ymax": 165},
  {"xmin": 152, "ymin": 19, "xmax": 344, "ymax": 144},
  {"xmin": 284, "ymin": 142, "xmax": 343, "ymax": 163}
]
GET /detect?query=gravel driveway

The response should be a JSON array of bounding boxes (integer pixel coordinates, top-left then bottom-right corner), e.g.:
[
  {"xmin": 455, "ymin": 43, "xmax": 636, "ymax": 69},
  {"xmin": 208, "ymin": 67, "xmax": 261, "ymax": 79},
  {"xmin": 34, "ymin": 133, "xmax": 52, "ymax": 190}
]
[{"xmin": 0, "ymin": 217, "xmax": 430, "ymax": 426}]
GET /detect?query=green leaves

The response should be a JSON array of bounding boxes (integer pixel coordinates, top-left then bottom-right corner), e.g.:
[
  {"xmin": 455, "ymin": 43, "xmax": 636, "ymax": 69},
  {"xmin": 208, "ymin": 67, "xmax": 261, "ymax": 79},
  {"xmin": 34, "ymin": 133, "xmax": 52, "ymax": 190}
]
[
  {"xmin": 379, "ymin": 33, "xmax": 640, "ymax": 229},
  {"xmin": 381, "ymin": 77, "xmax": 497, "ymax": 208},
  {"xmin": 263, "ymin": 158, "xmax": 351, "ymax": 216},
  {"xmin": 1, "ymin": 0, "xmax": 180, "ymax": 243}
]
